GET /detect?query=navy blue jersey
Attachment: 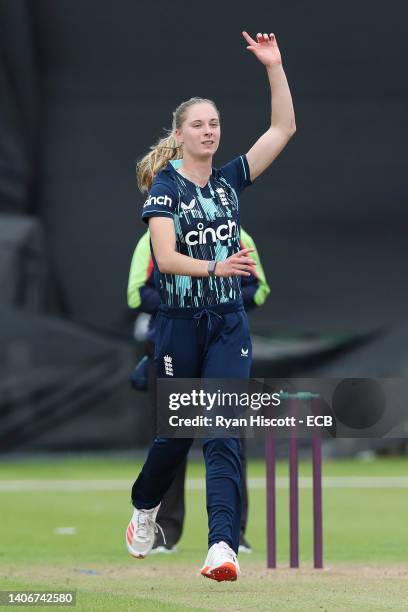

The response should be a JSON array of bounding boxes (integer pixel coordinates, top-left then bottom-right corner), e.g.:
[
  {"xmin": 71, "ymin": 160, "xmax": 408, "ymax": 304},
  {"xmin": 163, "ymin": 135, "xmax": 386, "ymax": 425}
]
[{"xmin": 142, "ymin": 155, "xmax": 252, "ymax": 308}]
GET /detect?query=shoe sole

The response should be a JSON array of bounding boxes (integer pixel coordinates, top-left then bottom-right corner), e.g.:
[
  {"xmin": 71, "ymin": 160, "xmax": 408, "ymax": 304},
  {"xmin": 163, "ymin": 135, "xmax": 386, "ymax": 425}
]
[
  {"xmin": 129, "ymin": 551, "xmax": 145, "ymax": 559},
  {"xmin": 201, "ymin": 562, "xmax": 238, "ymax": 582}
]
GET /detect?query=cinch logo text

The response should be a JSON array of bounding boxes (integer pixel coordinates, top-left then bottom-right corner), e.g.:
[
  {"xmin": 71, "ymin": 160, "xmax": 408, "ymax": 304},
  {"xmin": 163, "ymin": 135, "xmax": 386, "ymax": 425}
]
[
  {"xmin": 185, "ymin": 220, "xmax": 237, "ymax": 245},
  {"xmin": 143, "ymin": 194, "xmax": 172, "ymax": 208}
]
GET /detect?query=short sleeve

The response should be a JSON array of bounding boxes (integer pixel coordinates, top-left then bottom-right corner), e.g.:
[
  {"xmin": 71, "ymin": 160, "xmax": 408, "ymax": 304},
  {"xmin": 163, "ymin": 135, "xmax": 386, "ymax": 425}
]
[
  {"xmin": 141, "ymin": 181, "xmax": 177, "ymax": 224},
  {"xmin": 219, "ymin": 154, "xmax": 252, "ymax": 195}
]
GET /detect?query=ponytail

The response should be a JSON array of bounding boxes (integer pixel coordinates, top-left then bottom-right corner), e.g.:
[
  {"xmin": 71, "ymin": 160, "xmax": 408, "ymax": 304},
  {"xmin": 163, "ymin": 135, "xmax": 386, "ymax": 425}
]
[{"xmin": 136, "ymin": 133, "xmax": 182, "ymax": 193}]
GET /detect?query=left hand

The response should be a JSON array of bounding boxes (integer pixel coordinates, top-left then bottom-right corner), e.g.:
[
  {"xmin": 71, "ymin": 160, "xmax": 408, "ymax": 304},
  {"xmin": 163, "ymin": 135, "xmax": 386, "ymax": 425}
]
[{"xmin": 242, "ymin": 31, "xmax": 282, "ymax": 68}]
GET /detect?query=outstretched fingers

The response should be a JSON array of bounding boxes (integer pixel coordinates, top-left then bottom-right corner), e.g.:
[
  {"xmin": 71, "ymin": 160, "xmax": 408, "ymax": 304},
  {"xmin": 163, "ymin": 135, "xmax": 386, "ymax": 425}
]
[
  {"xmin": 232, "ymin": 268, "xmax": 252, "ymax": 277},
  {"xmin": 230, "ymin": 255, "xmax": 256, "ymax": 265},
  {"xmin": 242, "ymin": 30, "xmax": 257, "ymax": 47},
  {"xmin": 256, "ymin": 32, "xmax": 276, "ymax": 44},
  {"xmin": 236, "ymin": 247, "xmax": 255, "ymax": 257},
  {"xmin": 230, "ymin": 259, "xmax": 256, "ymax": 274},
  {"xmin": 243, "ymin": 31, "xmax": 276, "ymax": 48}
]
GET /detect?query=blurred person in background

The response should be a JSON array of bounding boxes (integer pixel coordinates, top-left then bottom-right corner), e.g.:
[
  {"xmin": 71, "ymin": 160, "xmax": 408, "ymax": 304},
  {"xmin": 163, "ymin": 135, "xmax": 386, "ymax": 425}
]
[{"xmin": 127, "ymin": 223, "xmax": 270, "ymax": 554}]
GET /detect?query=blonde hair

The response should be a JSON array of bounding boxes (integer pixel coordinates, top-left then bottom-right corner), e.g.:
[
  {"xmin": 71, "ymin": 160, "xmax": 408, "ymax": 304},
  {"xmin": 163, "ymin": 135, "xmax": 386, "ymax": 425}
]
[{"xmin": 136, "ymin": 97, "xmax": 220, "ymax": 193}]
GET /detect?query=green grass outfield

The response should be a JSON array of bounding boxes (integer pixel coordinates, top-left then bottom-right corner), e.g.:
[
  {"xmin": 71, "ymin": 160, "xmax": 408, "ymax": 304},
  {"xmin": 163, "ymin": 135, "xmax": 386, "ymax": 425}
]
[{"xmin": 0, "ymin": 456, "xmax": 407, "ymax": 611}]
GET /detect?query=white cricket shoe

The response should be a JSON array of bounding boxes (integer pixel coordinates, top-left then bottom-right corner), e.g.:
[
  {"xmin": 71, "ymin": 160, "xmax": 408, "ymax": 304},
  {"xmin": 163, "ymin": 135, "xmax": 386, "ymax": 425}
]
[
  {"xmin": 125, "ymin": 504, "xmax": 164, "ymax": 559},
  {"xmin": 200, "ymin": 541, "xmax": 241, "ymax": 582}
]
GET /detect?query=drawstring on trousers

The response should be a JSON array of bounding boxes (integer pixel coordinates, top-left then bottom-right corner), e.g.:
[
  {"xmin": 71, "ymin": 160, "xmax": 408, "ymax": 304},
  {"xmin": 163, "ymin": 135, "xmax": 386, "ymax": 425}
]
[{"xmin": 193, "ymin": 308, "xmax": 223, "ymax": 331}]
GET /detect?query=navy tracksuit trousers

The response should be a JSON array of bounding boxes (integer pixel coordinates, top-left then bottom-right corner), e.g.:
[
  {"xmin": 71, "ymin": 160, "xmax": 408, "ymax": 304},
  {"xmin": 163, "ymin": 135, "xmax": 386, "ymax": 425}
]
[{"xmin": 131, "ymin": 299, "xmax": 252, "ymax": 554}]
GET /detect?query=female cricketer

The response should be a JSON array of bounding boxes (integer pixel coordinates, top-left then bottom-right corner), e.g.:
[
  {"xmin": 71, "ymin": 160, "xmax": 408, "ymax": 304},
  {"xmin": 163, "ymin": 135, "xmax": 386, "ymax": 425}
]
[{"xmin": 126, "ymin": 30, "xmax": 296, "ymax": 582}]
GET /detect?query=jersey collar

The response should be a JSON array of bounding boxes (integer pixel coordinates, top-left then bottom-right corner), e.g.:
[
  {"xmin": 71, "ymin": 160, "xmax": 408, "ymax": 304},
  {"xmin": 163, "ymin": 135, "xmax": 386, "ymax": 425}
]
[{"xmin": 165, "ymin": 159, "xmax": 218, "ymax": 180}]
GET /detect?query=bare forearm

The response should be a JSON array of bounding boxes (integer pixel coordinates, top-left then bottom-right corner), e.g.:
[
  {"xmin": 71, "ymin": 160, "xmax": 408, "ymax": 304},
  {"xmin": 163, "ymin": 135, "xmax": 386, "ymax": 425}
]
[
  {"xmin": 157, "ymin": 251, "xmax": 209, "ymax": 277},
  {"xmin": 156, "ymin": 248, "xmax": 257, "ymax": 279},
  {"xmin": 267, "ymin": 64, "xmax": 296, "ymax": 134}
]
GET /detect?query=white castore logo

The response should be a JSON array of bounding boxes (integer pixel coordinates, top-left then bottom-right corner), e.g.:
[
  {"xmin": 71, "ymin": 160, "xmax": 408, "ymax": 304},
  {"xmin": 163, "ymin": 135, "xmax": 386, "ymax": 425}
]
[
  {"xmin": 181, "ymin": 198, "xmax": 196, "ymax": 211},
  {"xmin": 164, "ymin": 354, "xmax": 174, "ymax": 376},
  {"xmin": 185, "ymin": 220, "xmax": 237, "ymax": 246},
  {"xmin": 241, "ymin": 348, "xmax": 249, "ymax": 358},
  {"xmin": 143, "ymin": 194, "xmax": 172, "ymax": 208}
]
